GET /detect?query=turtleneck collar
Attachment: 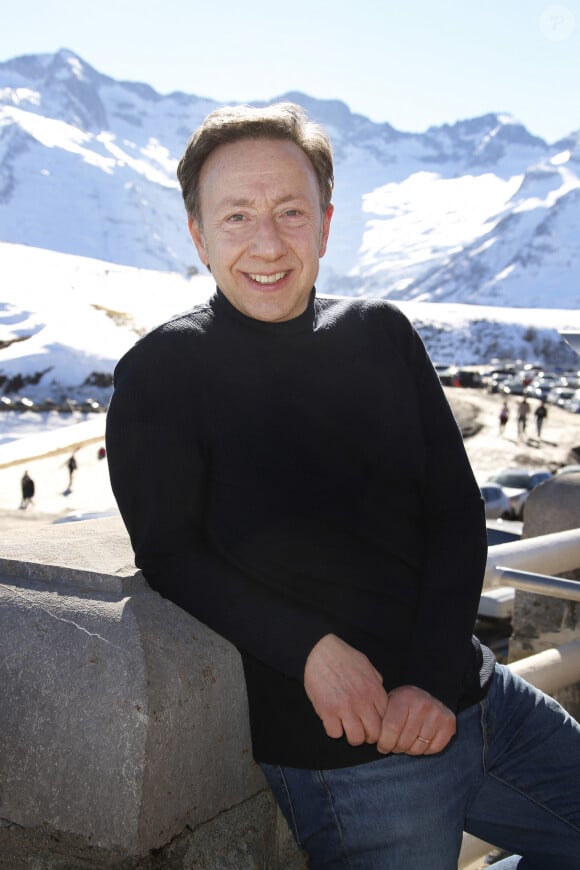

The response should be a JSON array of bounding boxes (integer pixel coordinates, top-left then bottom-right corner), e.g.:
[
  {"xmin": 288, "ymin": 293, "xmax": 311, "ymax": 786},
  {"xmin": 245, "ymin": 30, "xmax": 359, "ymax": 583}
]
[{"xmin": 210, "ymin": 286, "xmax": 317, "ymax": 335}]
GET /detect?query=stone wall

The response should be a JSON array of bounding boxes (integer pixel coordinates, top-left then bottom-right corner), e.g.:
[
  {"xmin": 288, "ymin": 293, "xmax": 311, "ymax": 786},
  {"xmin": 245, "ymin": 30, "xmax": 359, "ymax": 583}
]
[{"xmin": 0, "ymin": 517, "xmax": 304, "ymax": 869}]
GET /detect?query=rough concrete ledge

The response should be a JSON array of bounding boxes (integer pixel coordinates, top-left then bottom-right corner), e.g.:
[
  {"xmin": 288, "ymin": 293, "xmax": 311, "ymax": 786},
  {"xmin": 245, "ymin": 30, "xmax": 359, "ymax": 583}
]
[
  {"xmin": 0, "ymin": 517, "xmax": 301, "ymax": 868},
  {"xmin": 523, "ymin": 471, "xmax": 580, "ymax": 539}
]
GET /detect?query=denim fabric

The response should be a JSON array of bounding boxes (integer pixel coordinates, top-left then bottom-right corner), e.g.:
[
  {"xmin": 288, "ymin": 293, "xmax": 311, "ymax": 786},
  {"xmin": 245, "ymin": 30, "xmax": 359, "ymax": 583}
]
[{"xmin": 260, "ymin": 664, "xmax": 580, "ymax": 869}]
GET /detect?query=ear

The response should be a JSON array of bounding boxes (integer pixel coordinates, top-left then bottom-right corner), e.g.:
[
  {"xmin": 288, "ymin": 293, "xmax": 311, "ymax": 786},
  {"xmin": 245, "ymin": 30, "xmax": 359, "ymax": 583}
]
[
  {"xmin": 319, "ymin": 204, "xmax": 334, "ymax": 258},
  {"xmin": 188, "ymin": 216, "xmax": 209, "ymax": 267}
]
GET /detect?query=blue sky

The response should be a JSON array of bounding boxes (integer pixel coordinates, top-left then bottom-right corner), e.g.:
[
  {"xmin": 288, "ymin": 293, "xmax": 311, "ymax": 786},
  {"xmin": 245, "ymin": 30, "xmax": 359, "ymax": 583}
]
[{"xmin": 0, "ymin": 0, "xmax": 578, "ymax": 142}]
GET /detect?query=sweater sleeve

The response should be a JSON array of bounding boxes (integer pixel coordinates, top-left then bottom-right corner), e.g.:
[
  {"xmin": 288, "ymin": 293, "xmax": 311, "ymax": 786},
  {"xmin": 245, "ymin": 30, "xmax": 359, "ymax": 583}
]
[
  {"xmin": 105, "ymin": 338, "xmax": 333, "ymax": 680},
  {"xmin": 400, "ymin": 324, "xmax": 488, "ymax": 710}
]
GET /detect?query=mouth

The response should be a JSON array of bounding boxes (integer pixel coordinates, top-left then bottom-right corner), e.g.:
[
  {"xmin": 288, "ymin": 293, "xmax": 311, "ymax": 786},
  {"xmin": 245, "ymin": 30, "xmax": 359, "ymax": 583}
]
[{"xmin": 247, "ymin": 271, "xmax": 289, "ymax": 286}]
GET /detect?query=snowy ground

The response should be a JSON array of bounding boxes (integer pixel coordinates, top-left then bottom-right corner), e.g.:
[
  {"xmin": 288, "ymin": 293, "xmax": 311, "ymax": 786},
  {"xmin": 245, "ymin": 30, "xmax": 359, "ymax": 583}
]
[{"xmin": 0, "ymin": 411, "xmax": 115, "ymax": 528}]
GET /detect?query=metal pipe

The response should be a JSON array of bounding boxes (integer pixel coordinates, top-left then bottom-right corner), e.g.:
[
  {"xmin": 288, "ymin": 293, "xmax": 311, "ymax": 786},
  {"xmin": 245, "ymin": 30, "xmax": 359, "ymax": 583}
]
[
  {"xmin": 485, "ymin": 528, "xmax": 580, "ymax": 588},
  {"xmin": 508, "ymin": 639, "xmax": 580, "ymax": 694},
  {"xmin": 496, "ymin": 567, "xmax": 580, "ymax": 601}
]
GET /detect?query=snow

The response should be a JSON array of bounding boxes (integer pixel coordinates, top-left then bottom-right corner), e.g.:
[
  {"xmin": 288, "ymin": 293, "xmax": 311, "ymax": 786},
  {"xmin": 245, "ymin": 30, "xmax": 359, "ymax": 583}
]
[
  {"xmin": 0, "ymin": 410, "xmax": 104, "ymax": 452},
  {"xmin": 356, "ymin": 172, "xmax": 522, "ymax": 280},
  {"xmin": 0, "ymin": 242, "xmax": 214, "ymax": 409}
]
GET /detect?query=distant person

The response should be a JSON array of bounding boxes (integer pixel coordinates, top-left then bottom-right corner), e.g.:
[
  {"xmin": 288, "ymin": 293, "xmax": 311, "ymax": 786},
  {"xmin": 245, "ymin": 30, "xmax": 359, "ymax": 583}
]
[
  {"xmin": 499, "ymin": 400, "xmax": 509, "ymax": 435},
  {"xmin": 535, "ymin": 399, "xmax": 548, "ymax": 439},
  {"xmin": 516, "ymin": 397, "xmax": 530, "ymax": 438},
  {"xmin": 20, "ymin": 471, "xmax": 35, "ymax": 509},
  {"xmin": 66, "ymin": 452, "xmax": 78, "ymax": 489}
]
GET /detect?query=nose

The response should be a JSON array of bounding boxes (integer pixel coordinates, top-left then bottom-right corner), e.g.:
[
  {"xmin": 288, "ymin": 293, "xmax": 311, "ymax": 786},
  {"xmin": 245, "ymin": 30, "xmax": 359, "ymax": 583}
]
[{"xmin": 250, "ymin": 214, "xmax": 287, "ymax": 260}]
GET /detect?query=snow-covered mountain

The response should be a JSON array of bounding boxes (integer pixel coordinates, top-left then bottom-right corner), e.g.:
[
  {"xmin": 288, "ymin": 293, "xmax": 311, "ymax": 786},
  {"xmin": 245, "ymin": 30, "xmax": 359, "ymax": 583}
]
[
  {"xmin": 1, "ymin": 49, "xmax": 580, "ymax": 402},
  {"xmin": 2, "ymin": 48, "xmax": 579, "ymax": 306}
]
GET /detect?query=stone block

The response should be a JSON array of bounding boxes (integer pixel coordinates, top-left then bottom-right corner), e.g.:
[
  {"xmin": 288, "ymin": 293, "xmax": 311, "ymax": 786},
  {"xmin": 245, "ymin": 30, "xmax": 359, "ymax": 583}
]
[{"xmin": 0, "ymin": 517, "xmax": 298, "ymax": 866}]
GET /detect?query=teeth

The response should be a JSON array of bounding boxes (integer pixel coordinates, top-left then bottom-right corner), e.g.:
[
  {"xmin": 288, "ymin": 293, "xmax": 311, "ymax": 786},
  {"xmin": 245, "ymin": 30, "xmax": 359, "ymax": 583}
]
[{"xmin": 249, "ymin": 272, "xmax": 287, "ymax": 284}]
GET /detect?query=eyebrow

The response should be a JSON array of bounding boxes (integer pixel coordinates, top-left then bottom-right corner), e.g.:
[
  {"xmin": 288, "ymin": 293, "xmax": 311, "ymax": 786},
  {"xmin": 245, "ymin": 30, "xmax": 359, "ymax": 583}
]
[{"xmin": 216, "ymin": 193, "xmax": 301, "ymax": 211}]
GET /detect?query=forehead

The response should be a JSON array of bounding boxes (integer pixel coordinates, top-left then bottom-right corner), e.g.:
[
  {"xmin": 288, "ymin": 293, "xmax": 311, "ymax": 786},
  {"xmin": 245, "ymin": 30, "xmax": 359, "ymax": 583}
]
[{"xmin": 198, "ymin": 138, "xmax": 318, "ymax": 206}]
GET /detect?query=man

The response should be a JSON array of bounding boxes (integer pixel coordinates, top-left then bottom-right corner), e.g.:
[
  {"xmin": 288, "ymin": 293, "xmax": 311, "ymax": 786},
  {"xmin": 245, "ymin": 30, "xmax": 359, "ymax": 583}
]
[
  {"xmin": 106, "ymin": 103, "xmax": 580, "ymax": 868},
  {"xmin": 535, "ymin": 399, "xmax": 548, "ymax": 439},
  {"xmin": 517, "ymin": 397, "xmax": 530, "ymax": 439},
  {"xmin": 20, "ymin": 470, "xmax": 35, "ymax": 509}
]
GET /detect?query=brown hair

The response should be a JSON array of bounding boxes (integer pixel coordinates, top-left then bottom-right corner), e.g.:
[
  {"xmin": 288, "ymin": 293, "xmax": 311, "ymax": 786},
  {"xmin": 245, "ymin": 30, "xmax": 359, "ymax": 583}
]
[{"xmin": 176, "ymin": 102, "xmax": 334, "ymax": 223}]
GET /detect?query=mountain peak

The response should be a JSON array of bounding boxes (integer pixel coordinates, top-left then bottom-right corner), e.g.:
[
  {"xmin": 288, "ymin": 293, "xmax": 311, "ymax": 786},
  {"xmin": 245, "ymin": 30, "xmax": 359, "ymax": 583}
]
[
  {"xmin": 47, "ymin": 48, "xmax": 96, "ymax": 82},
  {"xmin": 432, "ymin": 112, "xmax": 545, "ymax": 146}
]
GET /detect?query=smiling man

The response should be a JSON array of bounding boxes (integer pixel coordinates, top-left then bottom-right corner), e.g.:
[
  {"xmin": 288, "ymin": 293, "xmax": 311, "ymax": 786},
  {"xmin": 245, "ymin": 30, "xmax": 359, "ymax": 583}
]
[
  {"xmin": 187, "ymin": 136, "xmax": 332, "ymax": 323},
  {"xmin": 106, "ymin": 103, "xmax": 580, "ymax": 869}
]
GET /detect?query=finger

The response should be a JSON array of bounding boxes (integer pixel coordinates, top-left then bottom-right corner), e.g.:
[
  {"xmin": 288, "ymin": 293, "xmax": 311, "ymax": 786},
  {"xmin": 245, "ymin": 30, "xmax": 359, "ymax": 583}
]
[
  {"xmin": 371, "ymin": 664, "xmax": 384, "ymax": 684},
  {"xmin": 422, "ymin": 722, "xmax": 456, "ymax": 755},
  {"xmin": 322, "ymin": 714, "xmax": 344, "ymax": 740},
  {"xmin": 359, "ymin": 706, "xmax": 384, "ymax": 745},
  {"xmin": 397, "ymin": 709, "xmax": 454, "ymax": 753},
  {"xmin": 386, "ymin": 689, "xmax": 448, "ymax": 753},
  {"xmin": 405, "ymin": 713, "xmax": 457, "ymax": 756},
  {"xmin": 340, "ymin": 713, "xmax": 367, "ymax": 747},
  {"xmin": 392, "ymin": 710, "xmax": 439, "ymax": 753},
  {"xmin": 374, "ymin": 692, "xmax": 388, "ymax": 719},
  {"xmin": 406, "ymin": 734, "xmax": 435, "ymax": 756},
  {"xmin": 377, "ymin": 699, "xmax": 409, "ymax": 754}
]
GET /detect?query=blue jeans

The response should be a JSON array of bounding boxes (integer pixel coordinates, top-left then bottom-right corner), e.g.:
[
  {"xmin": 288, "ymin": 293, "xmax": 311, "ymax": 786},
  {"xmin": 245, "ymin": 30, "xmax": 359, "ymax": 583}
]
[{"xmin": 261, "ymin": 664, "xmax": 580, "ymax": 868}]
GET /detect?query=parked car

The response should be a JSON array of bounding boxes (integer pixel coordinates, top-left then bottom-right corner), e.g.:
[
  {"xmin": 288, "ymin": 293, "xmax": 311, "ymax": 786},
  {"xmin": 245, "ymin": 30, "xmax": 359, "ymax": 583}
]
[
  {"xmin": 500, "ymin": 377, "xmax": 525, "ymax": 396},
  {"xmin": 81, "ymin": 398, "xmax": 102, "ymax": 412},
  {"xmin": 486, "ymin": 468, "xmax": 552, "ymax": 519},
  {"xmin": 559, "ymin": 374, "xmax": 580, "ymax": 389},
  {"xmin": 13, "ymin": 396, "xmax": 35, "ymax": 410},
  {"xmin": 556, "ymin": 464, "xmax": 580, "ymax": 477},
  {"xmin": 565, "ymin": 389, "xmax": 580, "ymax": 413},
  {"xmin": 480, "ymin": 484, "xmax": 511, "ymax": 520},
  {"xmin": 524, "ymin": 376, "xmax": 558, "ymax": 400},
  {"xmin": 546, "ymin": 386, "xmax": 576, "ymax": 408}
]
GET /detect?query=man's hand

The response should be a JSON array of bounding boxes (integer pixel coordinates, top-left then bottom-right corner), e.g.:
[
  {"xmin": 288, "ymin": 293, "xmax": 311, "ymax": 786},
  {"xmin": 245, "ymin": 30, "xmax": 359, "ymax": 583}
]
[
  {"xmin": 304, "ymin": 637, "xmax": 456, "ymax": 756},
  {"xmin": 304, "ymin": 634, "xmax": 388, "ymax": 747},
  {"xmin": 377, "ymin": 685, "xmax": 456, "ymax": 756}
]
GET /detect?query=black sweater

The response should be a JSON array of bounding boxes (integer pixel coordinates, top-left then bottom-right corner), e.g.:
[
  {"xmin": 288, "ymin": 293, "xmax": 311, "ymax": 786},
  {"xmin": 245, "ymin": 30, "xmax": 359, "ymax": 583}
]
[{"xmin": 106, "ymin": 288, "xmax": 494, "ymax": 769}]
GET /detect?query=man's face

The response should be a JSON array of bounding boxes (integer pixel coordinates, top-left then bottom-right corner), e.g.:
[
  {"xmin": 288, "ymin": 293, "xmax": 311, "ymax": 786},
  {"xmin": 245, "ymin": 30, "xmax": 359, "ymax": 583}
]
[{"xmin": 188, "ymin": 138, "xmax": 333, "ymax": 322}]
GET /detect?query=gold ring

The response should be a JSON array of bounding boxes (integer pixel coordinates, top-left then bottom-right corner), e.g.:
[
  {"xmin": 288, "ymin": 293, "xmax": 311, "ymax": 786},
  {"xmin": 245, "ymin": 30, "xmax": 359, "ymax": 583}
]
[{"xmin": 416, "ymin": 736, "xmax": 432, "ymax": 744}]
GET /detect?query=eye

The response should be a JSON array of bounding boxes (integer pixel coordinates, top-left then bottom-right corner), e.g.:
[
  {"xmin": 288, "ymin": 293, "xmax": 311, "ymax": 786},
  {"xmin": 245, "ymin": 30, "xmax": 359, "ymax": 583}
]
[
  {"xmin": 279, "ymin": 208, "xmax": 308, "ymax": 224},
  {"xmin": 227, "ymin": 213, "xmax": 246, "ymax": 223}
]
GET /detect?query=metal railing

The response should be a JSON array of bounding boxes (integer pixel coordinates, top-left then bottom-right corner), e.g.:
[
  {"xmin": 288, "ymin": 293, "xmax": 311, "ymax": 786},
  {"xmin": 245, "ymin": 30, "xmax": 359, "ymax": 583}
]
[
  {"xmin": 459, "ymin": 529, "xmax": 580, "ymax": 869},
  {"xmin": 484, "ymin": 528, "xmax": 580, "ymax": 587},
  {"xmin": 493, "ymin": 567, "xmax": 580, "ymax": 601}
]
